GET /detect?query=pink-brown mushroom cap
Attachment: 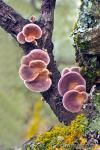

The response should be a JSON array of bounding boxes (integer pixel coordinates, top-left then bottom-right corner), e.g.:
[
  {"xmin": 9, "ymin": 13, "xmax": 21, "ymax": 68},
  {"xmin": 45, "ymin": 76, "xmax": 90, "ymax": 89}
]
[
  {"xmin": 24, "ymin": 69, "xmax": 52, "ymax": 92},
  {"xmin": 58, "ymin": 72, "xmax": 86, "ymax": 96},
  {"xmin": 19, "ymin": 64, "xmax": 35, "ymax": 82},
  {"xmin": 74, "ymin": 85, "xmax": 86, "ymax": 92},
  {"xmin": 29, "ymin": 15, "xmax": 36, "ymax": 22},
  {"xmin": 61, "ymin": 68, "xmax": 70, "ymax": 76},
  {"xmin": 22, "ymin": 23, "xmax": 42, "ymax": 42},
  {"xmin": 21, "ymin": 49, "xmax": 50, "ymax": 66},
  {"xmin": 61, "ymin": 67, "xmax": 80, "ymax": 76},
  {"xmin": 70, "ymin": 67, "xmax": 80, "ymax": 73},
  {"xmin": 19, "ymin": 60, "xmax": 46, "ymax": 82},
  {"xmin": 17, "ymin": 32, "xmax": 25, "ymax": 44},
  {"xmin": 62, "ymin": 90, "xmax": 88, "ymax": 113}
]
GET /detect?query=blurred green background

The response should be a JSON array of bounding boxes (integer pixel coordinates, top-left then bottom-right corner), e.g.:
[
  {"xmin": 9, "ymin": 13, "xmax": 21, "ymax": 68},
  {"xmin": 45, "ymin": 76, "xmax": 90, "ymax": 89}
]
[{"xmin": 0, "ymin": 0, "xmax": 80, "ymax": 149}]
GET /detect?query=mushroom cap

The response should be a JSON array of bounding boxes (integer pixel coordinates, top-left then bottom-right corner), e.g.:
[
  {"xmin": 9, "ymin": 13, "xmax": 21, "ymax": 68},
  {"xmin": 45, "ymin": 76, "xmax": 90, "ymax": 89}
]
[
  {"xmin": 58, "ymin": 72, "xmax": 86, "ymax": 96},
  {"xmin": 29, "ymin": 15, "xmax": 36, "ymax": 22},
  {"xmin": 74, "ymin": 85, "xmax": 86, "ymax": 92},
  {"xmin": 21, "ymin": 49, "xmax": 50, "ymax": 66},
  {"xmin": 61, "ymin": 67, "xmax": 80, "ymax": 76},
  {"xmin": 17, "ymin": 32, "xmax": 25, "ymax": 44},
  {"xmin": 22, "ymin": 23, "xmax": 42, "ymax": 42},
  {"xmin": 61, "ymin": 68, "xmax": 70, "ymax": 76},
  {"xmin": 71, "ymin": 67, "xmax": 80, "ymax": 73},
  {"xmin": 62, "ymin": 90, "xmax": 88, "ymax": 113},
  {"xmin": 19, "ymin": 60, "xmax": 46, "ymax": 82},
  {"xmin": 24, "ymin": 69, "xmax": 52, "ymax": 92},
  {"xmin": 19, "ymin": 64, "xmax": 35, "ymax": 82}
]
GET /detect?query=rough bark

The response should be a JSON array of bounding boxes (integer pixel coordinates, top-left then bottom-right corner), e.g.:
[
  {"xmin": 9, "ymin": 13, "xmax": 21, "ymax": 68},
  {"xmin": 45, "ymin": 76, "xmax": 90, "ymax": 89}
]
[
  {"xmin": 73, "ymin": 0, "xmax": 100, "ymax": 121},
  {"xmin": 0, "ymin": 0, "xmax": 77, "ymax": 125},
  {"xmin": 73, "ymin": 0, "xmax": 100, "ymax": 92}
]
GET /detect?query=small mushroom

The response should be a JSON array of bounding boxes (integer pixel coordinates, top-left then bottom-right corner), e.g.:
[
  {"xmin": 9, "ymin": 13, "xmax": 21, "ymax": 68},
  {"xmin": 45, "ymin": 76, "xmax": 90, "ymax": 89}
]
[
  {"xmin": 29, "ymin": 15, "xmax": 36, "ymax": 22},
  {"xmin": 74, "ymin": 85, "xmax": 86, "ymax": 92},
  {"xmin": 21, "ymin": 49, "xmax": 50, "ymax": 66},
  {"xmin": 22, "ymin": 23, "xmax": 42, "ymax": 42},
  {"xmin": 19, "ymin": 60, "xmax": 46, "ymax": 82},
  {"xmin": 62, "ymin": 90, "xmax": 88, "ymax": 113},
  {"xmin": 24, "ymin": 69, "xmax": 52, "ymax": 92},
  {"xmin": 61, "ymin": 68, "xmax": 70, "ymax": 76},
  {"xmin": 71, "ymin": 67, "xmax": 80, "ymax": 73},
  {"xmin": 17, "ymin": 32, "xmax": 25, "ymax": 44},
  {"xmin": 61, "ymin": 67, "xmax": 80, "ymax": 76},
  {"xmin": 19, "ymin": 65, "xmax": 35, "ymax": 82},
  {"xmin": 58, "ymin": 72, "xmax": 86, "ymax": 96}
]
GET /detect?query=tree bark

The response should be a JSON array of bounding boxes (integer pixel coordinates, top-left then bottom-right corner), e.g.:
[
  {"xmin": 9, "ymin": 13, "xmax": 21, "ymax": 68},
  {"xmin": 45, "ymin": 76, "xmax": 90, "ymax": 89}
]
[
  {"xmin": 73, "ymin": 0, "xmax": 100, "ymax": 92},
  {"xmin": 0, "ymin": 0, "xmax": 77, "ymax": 125},
  {"xmin": 73, "ymin": 0, "xmax": 100, "ymax": 121}
]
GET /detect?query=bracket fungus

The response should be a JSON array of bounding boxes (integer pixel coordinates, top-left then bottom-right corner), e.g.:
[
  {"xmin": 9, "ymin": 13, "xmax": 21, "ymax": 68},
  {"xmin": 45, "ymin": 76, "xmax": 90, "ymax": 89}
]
[
  {"xmin": 24, "ymin": 69, "xmax": 52, "ymax": 92},
  {"xmin": 17, "ymin": 32, "xmax": 25, "ymax": 44},
  {"xmin": 19, "ymin": 49, "xmax": 52, "ymax": 92},
  {"xmin": 71, "ymin": 67, "xmax": 80, "ymax": 73},
  {"xmin": 62, "ymin": 90, "xmax": 88, "ymax": 113},
  {"xmin": 58, "ymin": 71, "xmax": 86, "ymax": 96},
  {"xmin": 58, "ymin": 67, "xmax": 88, "ymax": 113},
  {"xmin": 74, "ymin": 85, "xmax": 86, "ymax": 92},
  {"xmin": 61, "ymin": 67, "xmax": 80, "ymax": 76},
  {"xmin": 21, "ymin": 49, "xmax": 50, "ymax": 66},
  {"xmin": 19, "ymin": 60, "xmax": 46, "ymax": 82},
  {"xmin": 22, "ymin": 23, "xmax": 42, "ymax": 42},
  {"xmin": 17, "ymin": 22, "xmax": 42, "ymax": 44}
]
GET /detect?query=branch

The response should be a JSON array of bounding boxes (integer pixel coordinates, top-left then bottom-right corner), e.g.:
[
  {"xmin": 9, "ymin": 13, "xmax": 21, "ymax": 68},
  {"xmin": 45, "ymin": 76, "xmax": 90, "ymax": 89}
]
[{"xmin": 0, "ymin": 0, "xmax": 77, "ymax": 125}]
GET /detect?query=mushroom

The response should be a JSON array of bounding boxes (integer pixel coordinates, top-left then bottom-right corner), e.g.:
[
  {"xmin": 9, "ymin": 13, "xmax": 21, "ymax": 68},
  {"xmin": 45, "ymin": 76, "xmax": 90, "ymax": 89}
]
[
  {"xmin": 17, "ymin": 32, "xmax": 25, "ymax": 44},
  {"xmin": 61, "ymin": 67, "xmax": 80, "ymax": 76},
  {"xmin": 22, "ymin": 23, "xmax": 42, "ymax": 42},
  {"xmin": 29, "ymin": 15, "xmax": 36, "ymax": 22},
  {"xmin": 19, "ymin": 60, "xmax": 46, "ymax": 82},
  {"xmin": 24, "ymin": 69, "xmax": 52, "ymax": 92},
  {"xmin": 70, "ymin": 67, "xmax": 80, "ymax": 73},
  {"xmin": 61, "ymin": 68, "xmax": 70, "ymax": 76},
  {"xmin": 58, "ymin": 72, "xmax": 86, "ymax": 96},
  {"xmin": 21, "ymin": 49, "xmax": 50, "ymax": 66},
  {"xmin": 74, "ymin": 85, "xmax": 86, "ymax": 92},
  {"xmin": 62, "ymin": 90, "xmax": 88, "ymax": 113}
]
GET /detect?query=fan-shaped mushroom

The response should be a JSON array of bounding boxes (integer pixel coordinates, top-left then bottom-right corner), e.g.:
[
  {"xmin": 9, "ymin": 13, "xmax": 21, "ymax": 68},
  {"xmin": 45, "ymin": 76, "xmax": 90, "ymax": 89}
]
[
  {"xmin": 17, "ymin": 32, "xmax": 25, "ymax": 44},
  {"xmin": 61, "ymin": 68, "xmax": 70, "ymax": 76},
  {"xmin": 19, "ymin": 60, "xmax": 47, "ymax": 82},
  {"xmin": 74, "ymin": 85, "xmax": 86, "ymax": 92},
  {"xmin": 21, "ymin": 49, "xmax": 50, "ymax": 66},
  {"xmin": 71, "ymin": 67, "xmax": 80, "ymax": 73},
  {"xmin": 62, "ymin": 90, "xmax": 88, "ymax": 113},
  {"xmin": 24, "ymin": 69, "xmax": 52, "ymax": 92},
  {"xmin": 22, "ymin": 23, "xmax": 42, "ymax": 42},
  {"xmin": 58, "ymin": 72, "xmax": 86, "ymax": 96}
]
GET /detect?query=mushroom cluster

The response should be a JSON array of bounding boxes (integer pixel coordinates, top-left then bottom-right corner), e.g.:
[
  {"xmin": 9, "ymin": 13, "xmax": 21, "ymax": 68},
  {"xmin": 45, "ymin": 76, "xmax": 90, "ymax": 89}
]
[
  {"xmin": 58, "ymin": 67, "xmax": 88, "ymax": 113},
  {"xmin": 19, "ymin": 49, "xmax": 52, "ymax": 92},
  {"xmin": 17, "ymin": 23, "xmax": 42, "ymax": 44}
]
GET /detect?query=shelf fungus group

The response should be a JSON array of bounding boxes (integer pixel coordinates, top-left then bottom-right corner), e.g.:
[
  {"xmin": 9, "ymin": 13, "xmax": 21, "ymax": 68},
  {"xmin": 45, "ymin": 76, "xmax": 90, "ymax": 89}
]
[
  {"xmin": 19, "ymin": 49, "xmax": 52, "ymax": 92},
  {"xmin": 17, "ymin": 22, "xmax": 42, "ymax": 44},
  {"xmin": 58, "ymin": 67, "xmax": 88, "ymax": 113}
]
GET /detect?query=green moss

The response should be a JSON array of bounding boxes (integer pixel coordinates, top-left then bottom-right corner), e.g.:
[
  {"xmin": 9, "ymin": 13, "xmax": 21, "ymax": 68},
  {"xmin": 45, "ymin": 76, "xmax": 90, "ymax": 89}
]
[
  {"xmin": 74, "ymin": 33, "xmax": 90, "ymax": 52},
  {"xmin": 88, "ymin": 93, "xmax": 100, "ymax": 132},
  {"xmin": 28, "ymin": 114, "xmax": 88, "ymax": 150}
]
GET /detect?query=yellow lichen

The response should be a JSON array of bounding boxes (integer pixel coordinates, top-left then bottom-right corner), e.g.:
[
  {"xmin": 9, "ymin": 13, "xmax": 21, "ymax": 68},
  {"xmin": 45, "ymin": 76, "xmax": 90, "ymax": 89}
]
[
  {"xmin": 92, "ymin": 145, "xmax": 100, "ymax": 150},
  {"xmin": 35, "ymin": 114, "xmax": 87, "ymax": 149}
]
